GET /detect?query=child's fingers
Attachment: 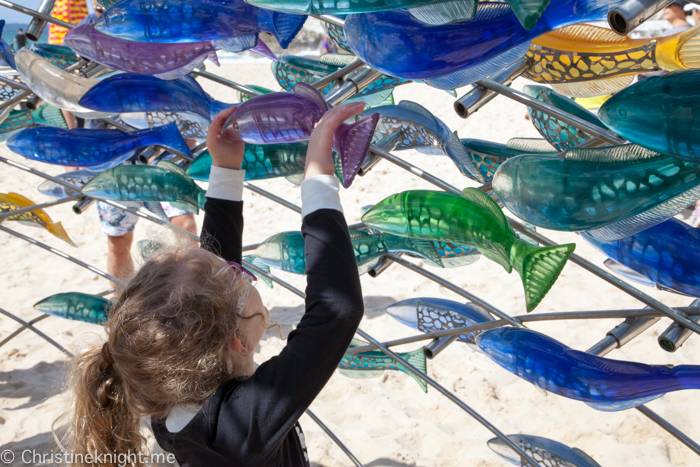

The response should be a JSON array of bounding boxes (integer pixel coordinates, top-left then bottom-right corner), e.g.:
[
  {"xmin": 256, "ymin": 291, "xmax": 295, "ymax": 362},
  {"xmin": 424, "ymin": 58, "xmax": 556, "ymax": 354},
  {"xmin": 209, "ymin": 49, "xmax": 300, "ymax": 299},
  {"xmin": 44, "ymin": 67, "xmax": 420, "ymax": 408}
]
[
  {"xmin": 320, "ymin": 102, "xmax": 365, "ymax": 130},
  {"xmin": 211, "ymin": 105, "xmax": 239, "ymax": 134}
]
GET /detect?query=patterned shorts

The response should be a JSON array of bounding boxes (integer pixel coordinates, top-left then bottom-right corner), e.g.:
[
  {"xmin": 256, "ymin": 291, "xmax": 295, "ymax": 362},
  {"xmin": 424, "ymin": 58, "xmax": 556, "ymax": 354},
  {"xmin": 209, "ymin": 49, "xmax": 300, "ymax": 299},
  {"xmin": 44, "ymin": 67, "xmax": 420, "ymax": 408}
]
[{"xmin": 97, "ymin": 201, "xmax": 191, "ymax": 237}]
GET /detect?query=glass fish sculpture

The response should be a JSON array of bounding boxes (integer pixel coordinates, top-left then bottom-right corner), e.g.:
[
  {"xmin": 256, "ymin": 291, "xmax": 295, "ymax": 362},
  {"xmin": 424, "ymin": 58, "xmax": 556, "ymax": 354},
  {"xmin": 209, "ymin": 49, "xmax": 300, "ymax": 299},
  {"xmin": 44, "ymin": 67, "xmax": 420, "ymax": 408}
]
[
  {"xmin": 8, "ymin": 122, "xmax": 191, "ymax": 171},
  {"xmin": 0, "ymin": 192, "xmax": 75, "ymax": 246},
  {"xmin": 526, "ymin": 23, "xmax": 700, "ymax": 98},
  {"xmin": 386, "ymin": 298, "xmax": 495, "ymax": 351},
  {"xmin": 28, "ymin": 43, "xmax": 79, "ymax": 70},
  {"xmin": 362, "ymin": 188, "xmax": 575, "ymax": 312},
  {"xmin": 14, "ymin": 49, "xmax": 113, "ymax": 118},
  {"xmin": 253, "ymin": 229, "xmax": 480, "ymax": 276},
  {"xmin": 95, "ymin": 0, "xmax": 307, "ymax": 50},
  {"xmin": 96, "ymin": 0, "xmax": 119, "ymax": 9},
  {"xmin": 361, "ymin": 100, "xmax": 482, "ymax": 182},
  {"xmin": 120, "ymin": 111, "xmax": 208, "ymax": 140},
  {"xmin": 460, "ymin": 138, "xmax": 557, "ymax": 183},
  {"xmin": 523, "ymin": 85, "xmax": 608, "ymax": 151},
  {"xmin": 492, "ymin": 144, "xmax": 700, "ymax": 241},
  {"xmin": 582, "ymin": 218, "xmax": 700, "ymax": 298},
  {"xmin": 598, "ymin": 70, "xmax": 700, "ymax": 162},
  {"xmin": 343, "ymin": 0, "xmax": 624, "ymax": 90},
  {"xmin": 222, "ymin": 83, "xmax": 379, "ymax": 188},
  {"xmin": 0, "ymin": 72, "xmax": 24, "ymax": 102},
  {"xmin": 476, "ymin": 327, "xmax": 700, "ymax": 411},
  {"xmin": 323, "ymin": 22, "xmax": 351, "ymax": 53},
  {"xmin": 79, "ymin": 74, "xmax": 234, "ymax": 126},
  {"xmin": 81, "ymin": 161, "xmax": 206, "ymax": 214},
  {"xmin": 65, "ymin": 23, "xmax": 219, "ymax": 79},
  {"xmin": 0, "ymin": 103, "xmax": 68, "ymax": 143},
  {"xmin": 38, "ymin": 170, "xmax": 96, "ymax": 199},
  {"xmin": 488, "ymin": 434, "xmax": 601, "ymax": 467},
  {"xmin": 0, "ymin": 20, "xmax": 16, "ymax": 70},
  {"xmin": 272, "ymin": 54, "xmax": 410, "ymax": 101},
  {"xmin": 339, "ymin": 338, "xmax": 428, "ymax": 392},
  {"xmin": 34, "ymin": 292, "xmax": 111, "ymax": 324}
]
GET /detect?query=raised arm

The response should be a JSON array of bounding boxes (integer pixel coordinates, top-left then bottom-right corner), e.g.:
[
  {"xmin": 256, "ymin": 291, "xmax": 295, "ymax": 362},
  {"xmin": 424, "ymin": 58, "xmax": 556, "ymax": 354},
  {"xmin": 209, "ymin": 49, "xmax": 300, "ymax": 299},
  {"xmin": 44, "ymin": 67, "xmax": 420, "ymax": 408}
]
[{"xmin": 200, "ymin": 106, "xmax": 246, "ymax": 263}]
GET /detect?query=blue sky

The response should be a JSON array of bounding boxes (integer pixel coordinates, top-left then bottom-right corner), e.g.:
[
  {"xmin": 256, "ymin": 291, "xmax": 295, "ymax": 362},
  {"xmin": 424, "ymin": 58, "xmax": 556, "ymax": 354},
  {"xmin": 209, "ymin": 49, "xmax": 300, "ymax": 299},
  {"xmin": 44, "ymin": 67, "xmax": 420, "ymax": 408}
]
[{"xmin": 1, "ymin": 0, "xmax": 96, "ymax": 24}]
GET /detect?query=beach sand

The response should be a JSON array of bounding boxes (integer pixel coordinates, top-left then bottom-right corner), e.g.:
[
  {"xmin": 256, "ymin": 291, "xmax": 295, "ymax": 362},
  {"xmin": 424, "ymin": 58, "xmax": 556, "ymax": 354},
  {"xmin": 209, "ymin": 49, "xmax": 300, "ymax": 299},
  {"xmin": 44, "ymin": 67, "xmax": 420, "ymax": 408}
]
[{"xmin": 1, "ymin": 61, "xmax": 699, "ymax": 466}]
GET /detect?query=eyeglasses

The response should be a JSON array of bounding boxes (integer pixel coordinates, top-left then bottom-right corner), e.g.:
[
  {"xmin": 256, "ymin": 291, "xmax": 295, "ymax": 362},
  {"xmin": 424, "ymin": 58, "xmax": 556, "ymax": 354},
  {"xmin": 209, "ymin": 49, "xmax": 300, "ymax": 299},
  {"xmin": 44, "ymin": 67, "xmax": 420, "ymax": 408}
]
[{"xmin": 227, "ymin": 261, "xmax": 257, "ymax": 282}]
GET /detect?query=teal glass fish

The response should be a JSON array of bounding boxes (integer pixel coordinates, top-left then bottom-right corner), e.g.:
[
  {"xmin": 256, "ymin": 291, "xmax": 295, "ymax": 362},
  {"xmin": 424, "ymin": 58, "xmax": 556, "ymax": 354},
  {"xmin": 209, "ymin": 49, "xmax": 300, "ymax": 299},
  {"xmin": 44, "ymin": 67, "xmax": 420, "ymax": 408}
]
[
  {"xmin": 0, "ymin": 103, "xmax": 68, "ymax": 142},
  {"xmin": 28, "ymin": 43, "xmax": 79, "ymax": 69},
  {"xmin": 362, "ymin": 188, "xmax": 576, "ymax": 312},
  {"xmin": 598, "ymin": 70, "xmax": 700, "ymax": 163},
  {"xmin": 33, "ymin": 292, "xmax": 111, "ymax": 324},
  {"xmin": 492, "ymin": 144, "xmax": 700, "ymax": 241},
  {"xmin": 323, "ymin": 23, "xmax": 352, "ymax": 53},
  {"xmin": 253, "ymin": 229, "xmax": 481, "ymax": 276},
  {"xmin": 339, "ymin": 338, "xmax": 428, "ymax": 392},
  {"xmin": 524, "ymin": 85, "xmax": 609, "ymax": 151},
  {"xmin": 81, "ymin": 161, "xmax": 206, "ymax": 214},
  {"xmin": 459, "ymin": 137, "xmax": 558, "ymax": 183}
]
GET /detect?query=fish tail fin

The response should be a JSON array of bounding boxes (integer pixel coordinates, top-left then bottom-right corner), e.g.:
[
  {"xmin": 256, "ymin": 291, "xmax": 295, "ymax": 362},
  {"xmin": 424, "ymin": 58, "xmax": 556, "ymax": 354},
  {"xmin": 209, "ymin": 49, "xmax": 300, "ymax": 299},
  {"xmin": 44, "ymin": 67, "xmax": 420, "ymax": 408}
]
[
  {"xmin": 143, "ymin": 122, "xmax": 192, "ymax": 159},
  {"xmin": 509, "ymin": 239, "xmax": 575, "ymax": 312},
  {"xmin": 674, "ymin": 24, "xmax": 700, "ymax": 70},
  {"xmin": 334, "ymin": 113, "xmax": 379, "ymax": 188},
  {"xmin": 34, "ymin": 103, "xmax": 69, "ymax": 128},
  {"xmin": 397, "ymin": 348, "xmax": 428, "ymax": 393},
  {"xmin": 444, "ymin": 131, "xmax": 484, "ymax": 183},
  {"xmin": 258, "ymin": 9, "xmax": 307, "ymax": 49},
  {"xmin": 506, "ymin": 0, "xmax": 552, "ymax": 30},
  {"xmin": 46, "ymin": 221, "xmax": 76, "ymax": 247}
]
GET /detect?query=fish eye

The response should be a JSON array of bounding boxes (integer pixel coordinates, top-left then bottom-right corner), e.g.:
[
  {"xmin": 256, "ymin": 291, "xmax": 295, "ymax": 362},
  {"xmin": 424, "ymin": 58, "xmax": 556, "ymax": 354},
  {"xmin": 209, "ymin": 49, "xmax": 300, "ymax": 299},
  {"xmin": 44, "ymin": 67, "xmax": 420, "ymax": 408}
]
[
  {"xmin": 617, "ymin": 106, "xmax": 627, "ymax": 120},
  {"xmin": 381, "ymin": 212, "xmax": 389, "ymax": 221},
  {"xmin": 234, "ymin": 123, "xmax": 240, "ymax": 130}
]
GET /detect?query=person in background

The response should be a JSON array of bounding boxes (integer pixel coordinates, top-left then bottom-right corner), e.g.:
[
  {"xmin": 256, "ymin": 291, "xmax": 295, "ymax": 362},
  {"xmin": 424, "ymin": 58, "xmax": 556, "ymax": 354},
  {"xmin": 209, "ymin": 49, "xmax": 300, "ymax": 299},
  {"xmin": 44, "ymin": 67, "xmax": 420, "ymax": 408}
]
[
  {"xmin": 685, "ymin": 2, "xmax": 700, "ymax": 24},
  {"xmin": 320, "ymin": 35, "xmax": 334, "ymax": 55},
  {"xmin": 637, "ymin": 1, "xmax": 692, "ymax": 81},
  {"xmin": 13, "ymin": 28, "xmax": 26, "ymax": 50}
]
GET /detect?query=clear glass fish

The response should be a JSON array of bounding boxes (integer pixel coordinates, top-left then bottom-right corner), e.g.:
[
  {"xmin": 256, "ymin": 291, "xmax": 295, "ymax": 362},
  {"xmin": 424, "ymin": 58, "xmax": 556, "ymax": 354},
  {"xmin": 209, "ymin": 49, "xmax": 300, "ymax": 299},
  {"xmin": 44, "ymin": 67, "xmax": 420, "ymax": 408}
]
[
  {"xmin": 28, "ymin": 43, "xmax": 79, "ymax": 70},
  {"xmin": 362, "ymin": 189, "xmax": 576, "ymax": 312},
  {"xmin": 0, "ymin": 192, "xmax": 75, "ymax": 246},
  {"xmin": 34, "ymin": 292, "xmax": 111, "ymax": 324},
  {"xmin": 38, "ymin": 170, "xmax": 96, "ymax": 199},
  {"xmin": 477, "ymin": 327, "xmax": 700, "ymax": 410},
  {"xmin": 487, "ymin": 434, "xmax": 601, "ymax": 467}
]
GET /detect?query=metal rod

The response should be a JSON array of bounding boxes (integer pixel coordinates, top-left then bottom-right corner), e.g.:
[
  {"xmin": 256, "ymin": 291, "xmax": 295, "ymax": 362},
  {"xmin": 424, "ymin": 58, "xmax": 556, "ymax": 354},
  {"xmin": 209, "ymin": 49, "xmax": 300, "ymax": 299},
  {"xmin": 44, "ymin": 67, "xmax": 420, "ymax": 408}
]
[
  {"xmin": 608, "ymin": 0, "xmax": 675, "ymax": 35},
  {"xmin": 0, "ymin": 75, "xmax": 31, "ymax": 92},
  {"xmin": 242, "ymin": 243, "xmax": 260, "ymax": 252},
  {"xmin": 0, "ymin": 90, "xmax": 33, "ymax": 112},
  {"xmin": 191, "ymin": 69, "xmax": 264, "ymax": 97},
  {"xmin": 0, "ymin": 0, "xmax": 74, "ymax": 30},
  {"xmin": 244, "ymin": 182, "xmax": 302, "ymax": 214},
  {"xmin": 658, "ymin": 299, "xmax": 700, "ymax": 353},
  {"xmin": 72, "ymin": 196, "xmax": 96, "ymax": 214},
  {"xmin": 0, "ymin": 307, "xmax": 72, "ymax": 356},
  {"xmin": 325, "ymin": 68, "xmax": 384, "ymax": 106},
  {"xmin": 312, "ymin": 59, "xmax": 365, "ymax": 91},
  {"xmin": 478, "ymin": 79, "xmax": 625, "ymax": 146},
  {"xmin": 25, "ymin": 0, "xmax": 56, "ymax": 41},
  {"xmin": 454, "ymin": 59, "xmax": 529, "ymax": 119},
  {"xmin": 311, "ymin": 14, "xmax": 346, "ymax": 28},
  {"xmin": 304, "ymin": 409, "xmax": 364, "ymax": 467},
  {"xmin": 0, "ymin": 194, "xmax": 82, "ymax": 221},
  {"xmin": 423, "ymin": 335, "xmax": 458, "ymax": 359},
  {"xmin": 0, "ymin": 314, "xmax": 49, "ymax": 349},
  {"xmin": 586, "ymin": 315, "xmax": 661, "ymax": 356}
]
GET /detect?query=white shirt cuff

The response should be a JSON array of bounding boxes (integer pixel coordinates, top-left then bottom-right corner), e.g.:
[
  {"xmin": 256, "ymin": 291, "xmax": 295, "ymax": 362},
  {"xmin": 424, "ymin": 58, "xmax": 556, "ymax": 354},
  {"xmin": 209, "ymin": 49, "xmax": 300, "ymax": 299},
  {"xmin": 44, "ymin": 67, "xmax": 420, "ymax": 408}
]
[
  {"xmin": 206, "ymin": 166, "xmax": 246, "ymax": 202},
  {"xmin": 301, "ymin": 174, "xmax": 343, "ymax": 218}
]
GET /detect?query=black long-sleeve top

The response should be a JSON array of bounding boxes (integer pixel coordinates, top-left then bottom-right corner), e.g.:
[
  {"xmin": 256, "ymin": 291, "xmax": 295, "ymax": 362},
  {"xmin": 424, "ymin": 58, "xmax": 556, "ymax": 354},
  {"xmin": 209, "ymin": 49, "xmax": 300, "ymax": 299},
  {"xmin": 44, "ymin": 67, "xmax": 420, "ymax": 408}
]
[{"xmin": 152, "ymin": 194, "xmax": 364, "ymax": 467}]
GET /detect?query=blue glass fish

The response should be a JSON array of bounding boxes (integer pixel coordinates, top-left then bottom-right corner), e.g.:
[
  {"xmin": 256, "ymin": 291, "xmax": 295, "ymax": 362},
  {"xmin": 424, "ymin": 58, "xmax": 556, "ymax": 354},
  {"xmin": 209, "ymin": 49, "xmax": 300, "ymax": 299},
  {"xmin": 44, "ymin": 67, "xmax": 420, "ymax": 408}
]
[
  {"xmin": 488, "ymin": 434, "xmax": 601, "ymax": 467},
  {"xmin": 7, "ymin": 122, "xmax": 191, "ymax": 171},
  {"xmin": 599, "ymin": 70, "xmax": 700, "ymax": 163},
  {"xmin": 386, "ymin": 298, "xmax": 495, "ymax": 350},
  {"xmin": 363, "ymin": 100, "xmax": 482, "ymax": 181},
  {"xmin": 493, "ymin": 144, "xmax": 700, "ymax": 241},
  {"xmin": 477, "ymin": 327, "xmax": 700, "ymax": 411},
  {"xmin": 38, "ymin": 170, "xmax": 96, "ymax": 199},
  {"xmin": 343, "ymin": 0, "xmax": 624, "ymax": 90},
  {"xmin": 523, "ymin": 85, "xmax": 609, "ymax": 151},
  {"xmin": 78, "ymin": 74, "xmax": 234, "ymax": 125},
  {"xmin": 121, "ymin": 111, "xmax": 208, "ymax": 140},
  {"xmin": 0, "ymin": 20, "xmax": 16, "ymax": 70},
  {"xmin": 339, "ymin": 338, "xmax": 428, "ymax": 392},
  {"xmin": 96, "ymin": 0, "xmax": 307, "ymax": 49},
  {"xmin": 582, "ymin": 219, "xmax": 700, "ymax": 298},
  {"xmin": 34, "ymin": 292, "xmax": 111, "ymax": 325},
  {"xmin": 460, "ymin": 138, "xmax": 557, "ymax": 183}
]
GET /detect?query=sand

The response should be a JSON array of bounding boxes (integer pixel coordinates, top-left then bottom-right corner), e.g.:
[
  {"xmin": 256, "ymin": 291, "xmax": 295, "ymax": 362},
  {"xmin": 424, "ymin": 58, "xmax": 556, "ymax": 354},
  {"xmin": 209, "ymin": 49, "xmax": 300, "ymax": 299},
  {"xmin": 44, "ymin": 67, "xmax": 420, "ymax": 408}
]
[{"xmin": 1, "ymin": 60, "xmax": 699, "ymax": 467}]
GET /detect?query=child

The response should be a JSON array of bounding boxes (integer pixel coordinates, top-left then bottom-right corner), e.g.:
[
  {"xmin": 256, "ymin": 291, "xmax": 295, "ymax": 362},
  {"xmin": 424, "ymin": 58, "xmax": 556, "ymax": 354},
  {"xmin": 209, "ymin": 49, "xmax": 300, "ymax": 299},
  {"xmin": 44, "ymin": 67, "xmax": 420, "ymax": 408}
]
[{"xmin": 59, "ymin": 102, "xmax": 367, "ymax": 467}]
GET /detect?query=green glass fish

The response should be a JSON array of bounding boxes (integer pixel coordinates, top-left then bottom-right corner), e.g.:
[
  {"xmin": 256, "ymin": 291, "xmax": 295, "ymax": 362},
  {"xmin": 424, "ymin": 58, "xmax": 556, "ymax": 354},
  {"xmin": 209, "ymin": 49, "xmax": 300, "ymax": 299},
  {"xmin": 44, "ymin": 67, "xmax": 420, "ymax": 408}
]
[
  {"xmin": 253, "ymin": 229, "xmax": 481, "ymax": 276},
  {"xmin": 524, "ymin": 85, "xmax": 608, "ymax": 151},
  {"xmin": 460, "ymin": 137, "xmax": 558, "ymax": 182},
  {"xmin": 339, "ymin": 338, "xmax": 428, "ymax": 392},
  {"xmin": 362, "ymin": 188, "xmax": 576, "ymax": 312},
  {"xmin": 242, "ymin": 255, "xmax": 275, "ymax": 289},
  {"xmin": 82, "ymin": 161, "xmax": 206, "ymax": 214},
  {"xmin": 34, "ymin": 292, "xmax": 111, "ymax": 324},
  {"xmin": 0, "ymin": 103, "xmax": 68, "ymax": 142}
]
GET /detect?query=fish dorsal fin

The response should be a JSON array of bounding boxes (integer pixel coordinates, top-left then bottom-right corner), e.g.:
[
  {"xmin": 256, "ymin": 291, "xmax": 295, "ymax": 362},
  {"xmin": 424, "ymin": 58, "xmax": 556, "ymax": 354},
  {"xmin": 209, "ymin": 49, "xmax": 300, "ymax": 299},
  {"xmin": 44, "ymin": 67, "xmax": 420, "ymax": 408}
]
[
  {"xmin": 563, "ymin": 349, "xmax": 658, "ymax": 375},
  {"xmin": 397, "ymin": 100, "xmax": 440, "ymax": 129},
  {"xmin": 4, "ymin": 192, "xmax": 34, "ymax": 208},
  {"xmin": 687, "ymin": 225, "xmax": 700, "ymax": 243},
  {"xmin": 284, "ymin": 173, "xmax": 304, "ymax": 186},
  {"xmin": 320, "ymin": 53, "xmax": 358, "ymax": 67},
  {"xmin": 541, "ymin": 24, "xmax": 631, "ymax": 46},
  {"xmin": 565, "ymin": 144, "xmax": 664, "ymax": 164},
  {"xmin": 506, "ymin": 138, "xmax": 557, "ymax": 153},
  {"xmin": 408, "ymin": 1, "xmax": 478, "ymax": 25},
  {"xmin": 460, "ymin": 188, "xmax": 508, "ymax": 231},
  {"xmin": 156, "ymin": 161, "xmax": 187, "ymax": 177},
  {"xmin": 294, "ymin": 82, "xmax": 328, "ymax": 111},
  {"xmin": 349, "ymin": 338, "xmax": 369, "ymax": 348}
]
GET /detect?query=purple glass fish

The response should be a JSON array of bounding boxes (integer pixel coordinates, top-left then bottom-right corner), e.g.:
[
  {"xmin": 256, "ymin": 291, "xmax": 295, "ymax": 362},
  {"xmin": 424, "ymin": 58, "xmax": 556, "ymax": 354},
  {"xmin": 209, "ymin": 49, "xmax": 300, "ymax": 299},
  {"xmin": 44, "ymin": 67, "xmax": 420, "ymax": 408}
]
[
  {"xmin": 222, "ymin": 83, "xmax": 379, "ymax": 188},
  {"xmin": 65, "ymin": 23, "xmax": 217, "ymax": 79}
]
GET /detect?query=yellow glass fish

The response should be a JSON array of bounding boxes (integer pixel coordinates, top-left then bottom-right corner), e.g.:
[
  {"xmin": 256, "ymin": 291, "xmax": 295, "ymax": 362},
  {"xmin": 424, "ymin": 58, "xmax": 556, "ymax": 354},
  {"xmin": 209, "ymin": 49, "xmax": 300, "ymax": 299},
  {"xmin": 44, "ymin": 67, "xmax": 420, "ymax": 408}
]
[
  {"xmin": 0, "ymin": 192, "xmax": 76, "ymax": 246},
  {"xmin": 526, "ymin": 23, "xmax": 700, "ymax": 97}
]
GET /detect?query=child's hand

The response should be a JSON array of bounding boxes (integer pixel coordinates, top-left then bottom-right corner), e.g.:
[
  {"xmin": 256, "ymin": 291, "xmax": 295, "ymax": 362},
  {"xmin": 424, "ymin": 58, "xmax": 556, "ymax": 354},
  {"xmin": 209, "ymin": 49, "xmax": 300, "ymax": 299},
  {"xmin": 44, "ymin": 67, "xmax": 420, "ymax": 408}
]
[
  {"xmin": 207, "ymin": 105, "xmax": 245, "ymax": 170},
  {"xmin": 305, "ymin": 102, "xmax": 365, "ymax": 180}
]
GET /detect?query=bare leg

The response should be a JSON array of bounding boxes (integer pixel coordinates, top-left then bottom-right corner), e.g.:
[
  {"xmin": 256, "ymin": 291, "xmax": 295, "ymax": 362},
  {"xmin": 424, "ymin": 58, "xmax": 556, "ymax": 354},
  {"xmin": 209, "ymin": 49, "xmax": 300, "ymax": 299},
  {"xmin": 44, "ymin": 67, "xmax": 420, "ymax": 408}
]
[
  {"xmin": 107, "ymin": 232, "xmax": 134, "ymax": 287},
  {"xmin": 170, "ymin": 214, "xmax": 197, "ymax": 243}
]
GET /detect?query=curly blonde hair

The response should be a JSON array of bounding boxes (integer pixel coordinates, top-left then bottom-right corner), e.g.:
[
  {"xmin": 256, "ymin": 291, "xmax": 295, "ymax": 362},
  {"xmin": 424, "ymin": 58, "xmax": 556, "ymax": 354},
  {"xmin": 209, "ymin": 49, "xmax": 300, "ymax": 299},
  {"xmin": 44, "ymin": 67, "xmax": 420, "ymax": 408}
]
[{"xmin": 57, "ymin": 238, "xmax": 251, "ymax": 467}]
